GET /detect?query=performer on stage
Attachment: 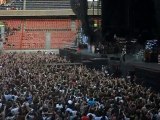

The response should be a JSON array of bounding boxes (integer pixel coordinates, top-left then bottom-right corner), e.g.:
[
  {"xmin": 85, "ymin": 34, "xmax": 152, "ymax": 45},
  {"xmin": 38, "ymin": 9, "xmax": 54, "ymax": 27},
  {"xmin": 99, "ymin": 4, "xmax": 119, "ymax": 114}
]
[{"xmin": 121, "ymin": 46, "xmax": 126, "ymax": 62}]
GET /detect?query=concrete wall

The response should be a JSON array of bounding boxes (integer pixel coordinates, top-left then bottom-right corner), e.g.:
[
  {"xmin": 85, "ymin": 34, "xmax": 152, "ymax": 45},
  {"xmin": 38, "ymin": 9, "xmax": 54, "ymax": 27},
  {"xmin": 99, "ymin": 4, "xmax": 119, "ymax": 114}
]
[{"xmin": 0, "ymin": 9, "xmax": 101, "ymax": 17}]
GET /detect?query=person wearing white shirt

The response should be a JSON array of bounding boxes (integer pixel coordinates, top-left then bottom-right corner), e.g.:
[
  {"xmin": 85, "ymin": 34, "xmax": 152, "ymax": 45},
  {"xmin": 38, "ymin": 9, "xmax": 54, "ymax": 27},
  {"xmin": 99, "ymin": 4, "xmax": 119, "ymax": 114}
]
[
  {"xmin": 11, "ymin": 107, "xmax": 19, "ymax": 115},
  {"xmin": 56, "ymin": 103, "xmax": 63, "ymax": 110},
  {"xmin": 94, "ymin": 116, "xmax": 102, "ymax": 120},
  {"xmin": 4, "ymin": 94, "xmax": 12, "ymax": 101}
]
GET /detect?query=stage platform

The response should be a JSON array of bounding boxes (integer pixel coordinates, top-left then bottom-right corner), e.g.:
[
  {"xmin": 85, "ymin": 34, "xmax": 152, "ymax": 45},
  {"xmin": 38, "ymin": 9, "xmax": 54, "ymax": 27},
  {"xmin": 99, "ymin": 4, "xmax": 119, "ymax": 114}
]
[
  {"xmin": 127, "ymin": 62, "xmax": 160, "ymax": 72},
  {"xmin": 126, "ymin": 61, "xmax": 160, "ymax": 91},
  {"xmin": 59, "ymin": 48, "xmax": 160, "ymax": 90}
]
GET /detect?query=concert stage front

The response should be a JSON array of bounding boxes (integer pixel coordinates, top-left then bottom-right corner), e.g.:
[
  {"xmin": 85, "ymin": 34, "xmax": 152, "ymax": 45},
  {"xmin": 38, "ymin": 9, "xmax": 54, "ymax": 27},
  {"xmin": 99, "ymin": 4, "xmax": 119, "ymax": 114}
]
[
  {"xmin": 59, "ymin": 48, "xmax": 160, "ymax": 90},
  {"xmin": 59, "ymin": 48, "xmax": 108, "ymax": 69},
  {"xmin": 127, "ymin": 62, "xmax": 160, "ymax": 91}
]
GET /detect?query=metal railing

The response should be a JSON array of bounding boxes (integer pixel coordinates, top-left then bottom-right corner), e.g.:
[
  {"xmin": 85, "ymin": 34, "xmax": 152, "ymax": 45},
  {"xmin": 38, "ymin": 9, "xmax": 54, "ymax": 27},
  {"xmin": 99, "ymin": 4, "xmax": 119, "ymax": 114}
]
[
  {"xmin": 0, "ymin": 0, "xmax": 71, "ymax": 10},
  {"xmin": 0, "ymin": 0, "xmax": 101, "ymax": 13}
]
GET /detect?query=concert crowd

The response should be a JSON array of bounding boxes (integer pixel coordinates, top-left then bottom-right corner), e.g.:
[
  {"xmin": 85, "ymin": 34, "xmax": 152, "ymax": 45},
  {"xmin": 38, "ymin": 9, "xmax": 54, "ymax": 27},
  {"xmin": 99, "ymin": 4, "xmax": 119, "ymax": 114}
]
[{"xmin": 0, "ymin": 52, "xmax": 159, "ymax": 120}]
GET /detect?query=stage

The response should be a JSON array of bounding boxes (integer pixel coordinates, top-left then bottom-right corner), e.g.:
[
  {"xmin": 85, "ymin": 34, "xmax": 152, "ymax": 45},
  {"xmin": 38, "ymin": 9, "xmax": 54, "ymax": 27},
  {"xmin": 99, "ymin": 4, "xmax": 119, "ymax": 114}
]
[
  {"xmin": 127, "ymin": 62, "xmax": 160, "ymax": 72},
  {"xmin": 126, "ymin": 61, "xmax": 160, "ymax": 91},
  {"xmin": 59, "ymin": 48, "xmax": 160, "ymax": 90}
]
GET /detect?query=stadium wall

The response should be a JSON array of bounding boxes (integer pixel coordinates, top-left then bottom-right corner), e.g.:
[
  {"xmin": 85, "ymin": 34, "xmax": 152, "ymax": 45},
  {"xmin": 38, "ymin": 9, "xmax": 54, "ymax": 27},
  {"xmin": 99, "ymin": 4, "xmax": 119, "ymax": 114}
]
[{"xmin": 0, "ymin": 9, "xmax": 100, "ymax": 17}]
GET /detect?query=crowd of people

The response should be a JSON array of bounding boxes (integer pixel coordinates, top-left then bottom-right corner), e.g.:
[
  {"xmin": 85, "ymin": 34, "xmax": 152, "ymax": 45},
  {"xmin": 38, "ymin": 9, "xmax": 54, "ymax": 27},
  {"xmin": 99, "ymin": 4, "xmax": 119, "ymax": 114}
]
[{"xmin": 0, "ymin": 52, "xmax": 159, "ymax": 120}]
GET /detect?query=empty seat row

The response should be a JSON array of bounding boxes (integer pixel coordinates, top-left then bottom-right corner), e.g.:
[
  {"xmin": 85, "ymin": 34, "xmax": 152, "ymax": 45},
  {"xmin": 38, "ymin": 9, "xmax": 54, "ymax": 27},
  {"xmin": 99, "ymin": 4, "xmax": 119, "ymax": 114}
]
[
  {"xmin": 3, "ymin": 19, "xmax": 80, "ymax": 50},
  {"xmin": 4, "ymin": 20, "xmax": 22, "ymax": 28},
  {"xmin": 4, "ymin": 42, "xmax": 21, "ymax": 49},
  {"xmin": 25, "ymin": 19, "xmax": 71, "ymax": 29},
  {"xmin": 23, "ymin": 32, "xmax": 45, "ymax": 41},
  {"xmin": 51, "ymin": 31, "xmax": 76, "ymax": 38},
  {"xmin": 51, "ymin": 43, "xmax": 65, "ymax": 49},
  {"xmin": 11, "ymin": 0, "xmax": 71, "ymax": 10},
  {"xmin": 21, "ymin": 43, "xmax": 45, "ymax": 49}
]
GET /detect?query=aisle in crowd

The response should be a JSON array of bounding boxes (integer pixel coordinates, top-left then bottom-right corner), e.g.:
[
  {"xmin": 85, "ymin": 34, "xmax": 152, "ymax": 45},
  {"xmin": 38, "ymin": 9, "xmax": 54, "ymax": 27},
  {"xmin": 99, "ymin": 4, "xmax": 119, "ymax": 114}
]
[{"xmin": 0, "ymin": 52, "xmax": 160, "ymax": 120}]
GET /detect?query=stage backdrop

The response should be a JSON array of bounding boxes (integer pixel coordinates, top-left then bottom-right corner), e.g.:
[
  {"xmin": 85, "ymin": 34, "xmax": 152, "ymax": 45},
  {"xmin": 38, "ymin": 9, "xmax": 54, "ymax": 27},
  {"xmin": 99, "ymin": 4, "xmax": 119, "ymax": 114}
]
[{"xmin": 101, "ymin": 0, "xmax": 157, "ymax": 42}]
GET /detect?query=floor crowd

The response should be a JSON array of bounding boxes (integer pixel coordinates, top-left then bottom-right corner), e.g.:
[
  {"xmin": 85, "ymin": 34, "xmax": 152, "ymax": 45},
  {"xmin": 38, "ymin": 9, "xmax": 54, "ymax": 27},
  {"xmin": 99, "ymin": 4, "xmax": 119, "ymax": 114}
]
[{"xmin": 0, "ymin": 52, "xmax": 160, "ymax": 120}]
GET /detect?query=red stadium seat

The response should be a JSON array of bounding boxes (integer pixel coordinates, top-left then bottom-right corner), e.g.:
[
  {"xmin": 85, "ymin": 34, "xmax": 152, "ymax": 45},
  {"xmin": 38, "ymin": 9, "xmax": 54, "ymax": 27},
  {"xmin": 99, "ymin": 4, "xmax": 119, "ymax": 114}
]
[{"xmin": 3, "ymin": 19, "xmax": 80, "ymax": 50}]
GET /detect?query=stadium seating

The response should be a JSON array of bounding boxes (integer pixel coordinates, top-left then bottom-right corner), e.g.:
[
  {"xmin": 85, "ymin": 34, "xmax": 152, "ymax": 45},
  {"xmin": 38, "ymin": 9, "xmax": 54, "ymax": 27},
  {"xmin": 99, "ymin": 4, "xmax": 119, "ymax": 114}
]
[
  {"xmin": 25, "ymin": 19, "xmax": 71, "ymax": 29},
  {"xmin": 4, "ymin": 31, "xmax": 22, "ymax": 49},
  {"xmin": 3, "ymin": 19, "xmax": 80, "ymax": 50},
  {"xmin": 51, "ymin": 31, "xmax": 77, "ymax": 48},
  {"xmin": 4, "ymin": 19, "xmax": 22, "ymax": 29},
  {"xmin": 9, "ymin": 0, "xmax": 71, "ymax": 10},
  {"xmin": 22, "ymin": 31, "xmax": 45, "ymax": 49}
]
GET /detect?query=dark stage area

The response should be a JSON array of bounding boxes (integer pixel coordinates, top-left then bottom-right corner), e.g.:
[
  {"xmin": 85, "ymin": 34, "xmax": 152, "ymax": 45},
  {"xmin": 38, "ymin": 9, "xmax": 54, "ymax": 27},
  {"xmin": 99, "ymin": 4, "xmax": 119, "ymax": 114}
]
[{"xmin": 127, "ymin": 62, "xmax": 160, "ymax": 91}]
